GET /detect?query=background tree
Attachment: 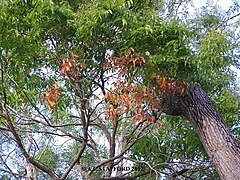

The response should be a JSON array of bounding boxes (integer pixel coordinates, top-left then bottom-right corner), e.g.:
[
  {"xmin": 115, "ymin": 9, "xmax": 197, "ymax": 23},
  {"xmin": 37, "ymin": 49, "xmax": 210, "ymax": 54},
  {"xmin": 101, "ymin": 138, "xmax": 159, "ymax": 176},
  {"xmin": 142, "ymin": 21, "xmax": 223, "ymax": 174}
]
[{"xmin": 0, "ymin": 0, "xmax": 240, "ymax": 179}]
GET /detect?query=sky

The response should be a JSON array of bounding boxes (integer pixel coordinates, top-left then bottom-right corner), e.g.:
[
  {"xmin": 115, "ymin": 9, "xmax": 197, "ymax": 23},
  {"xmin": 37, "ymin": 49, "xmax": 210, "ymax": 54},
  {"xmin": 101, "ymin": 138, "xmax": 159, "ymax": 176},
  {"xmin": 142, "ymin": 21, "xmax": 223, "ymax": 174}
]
[{"xmin": 193, "ymin": 0, "xmax": 233, "ymax": 9}]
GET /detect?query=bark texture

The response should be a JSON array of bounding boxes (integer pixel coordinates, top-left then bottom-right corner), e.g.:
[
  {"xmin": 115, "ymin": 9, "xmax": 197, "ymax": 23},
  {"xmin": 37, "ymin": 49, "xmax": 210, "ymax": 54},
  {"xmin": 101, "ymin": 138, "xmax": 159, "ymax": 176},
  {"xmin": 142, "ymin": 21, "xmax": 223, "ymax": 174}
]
[{"xmin": 160, "ymin": 83, "xmax": 240, "ymax": 179}]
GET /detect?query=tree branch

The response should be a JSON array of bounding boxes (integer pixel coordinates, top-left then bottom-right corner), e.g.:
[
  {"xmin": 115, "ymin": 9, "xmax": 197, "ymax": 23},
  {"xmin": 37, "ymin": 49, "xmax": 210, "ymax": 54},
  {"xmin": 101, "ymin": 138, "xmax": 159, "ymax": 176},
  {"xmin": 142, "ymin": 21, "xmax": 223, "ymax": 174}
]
[{"xmin": 0, "ymin": 67, "xmax": 59, "ymax": 179}]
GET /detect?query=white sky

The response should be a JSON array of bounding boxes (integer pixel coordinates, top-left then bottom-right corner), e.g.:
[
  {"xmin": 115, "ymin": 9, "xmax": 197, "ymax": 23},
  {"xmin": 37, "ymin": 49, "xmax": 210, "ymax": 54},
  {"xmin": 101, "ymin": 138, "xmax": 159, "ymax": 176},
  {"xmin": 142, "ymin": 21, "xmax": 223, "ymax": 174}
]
[{"xmin": 193, "ymin": 0, "xmax": 233, "ymax": 9}]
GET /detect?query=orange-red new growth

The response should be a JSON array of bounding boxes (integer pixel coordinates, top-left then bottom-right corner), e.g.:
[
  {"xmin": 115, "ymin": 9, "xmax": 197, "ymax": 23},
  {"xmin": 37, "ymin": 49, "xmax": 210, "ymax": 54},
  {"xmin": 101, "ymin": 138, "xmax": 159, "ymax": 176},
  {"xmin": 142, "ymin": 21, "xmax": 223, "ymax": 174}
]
[
  {"xmin": 103, "ymin": 48, "xmax": 184, "ymax": 128},
  {"xmin": 59, "ymin": 58, "xmax": 75, "ymax": 75},
  {"xmin": 45, "ymin": 83, "xmax": 60, "ymax": 111},
  {"xmin": 59, "ymin": 54, "xmax": 86, "ymax": 80},
  {"xmin": 103, "ymin": 48, "xmax": 163, "ymax": 125},
  {"xmin": 108, "ymin": 48, "xmax": 145, "ymax": 72}
]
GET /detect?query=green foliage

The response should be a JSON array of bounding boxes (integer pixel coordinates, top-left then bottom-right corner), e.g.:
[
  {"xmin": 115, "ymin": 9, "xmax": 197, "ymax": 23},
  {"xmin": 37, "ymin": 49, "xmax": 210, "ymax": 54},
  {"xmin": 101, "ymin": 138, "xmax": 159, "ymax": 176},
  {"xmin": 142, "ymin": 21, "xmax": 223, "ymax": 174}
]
[
  {"xmin": 0, "ymin": 0, "xmax": 239, "ymax": 179},
  {"xmin": 36, "ymin": 146, "xmax": 59, "ymax": 170},
  {"xmin": 130, "ymin": 116, "xmax": 216, "ymax": 179}
]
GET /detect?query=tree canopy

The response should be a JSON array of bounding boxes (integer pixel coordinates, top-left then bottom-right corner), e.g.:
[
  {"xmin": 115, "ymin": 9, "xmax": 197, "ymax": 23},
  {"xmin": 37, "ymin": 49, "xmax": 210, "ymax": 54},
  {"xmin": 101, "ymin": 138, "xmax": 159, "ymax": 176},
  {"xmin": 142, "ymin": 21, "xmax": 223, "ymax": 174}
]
[{"xmin": 0, "ymin": 0, "xmax": 240, "ymax": 179}]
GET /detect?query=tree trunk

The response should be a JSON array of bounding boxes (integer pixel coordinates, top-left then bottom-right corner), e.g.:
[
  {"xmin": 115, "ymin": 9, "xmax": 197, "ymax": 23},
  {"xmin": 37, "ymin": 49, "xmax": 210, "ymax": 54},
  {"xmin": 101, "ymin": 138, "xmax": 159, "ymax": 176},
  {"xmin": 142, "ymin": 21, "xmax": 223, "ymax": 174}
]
[{"xmin": 159, "ymin": 83, "xmax": 240, "ymax": 179}]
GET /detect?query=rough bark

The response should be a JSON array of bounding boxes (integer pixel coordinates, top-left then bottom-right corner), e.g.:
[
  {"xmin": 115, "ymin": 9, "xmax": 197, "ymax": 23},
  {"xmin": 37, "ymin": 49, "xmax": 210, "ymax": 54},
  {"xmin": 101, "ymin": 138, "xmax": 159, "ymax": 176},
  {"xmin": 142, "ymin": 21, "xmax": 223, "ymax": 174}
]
[{"xmin": 159, "ymin": 83, "xmax": 240, "ymax": 179}]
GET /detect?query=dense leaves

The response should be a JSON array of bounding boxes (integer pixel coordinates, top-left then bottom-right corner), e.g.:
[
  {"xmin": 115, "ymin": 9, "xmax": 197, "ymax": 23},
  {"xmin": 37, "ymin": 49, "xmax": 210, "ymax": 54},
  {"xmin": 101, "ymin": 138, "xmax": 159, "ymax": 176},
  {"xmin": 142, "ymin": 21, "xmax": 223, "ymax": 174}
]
[{"xmin": 0, "ymin": 0, "xmax": 239, "ymax": 179}]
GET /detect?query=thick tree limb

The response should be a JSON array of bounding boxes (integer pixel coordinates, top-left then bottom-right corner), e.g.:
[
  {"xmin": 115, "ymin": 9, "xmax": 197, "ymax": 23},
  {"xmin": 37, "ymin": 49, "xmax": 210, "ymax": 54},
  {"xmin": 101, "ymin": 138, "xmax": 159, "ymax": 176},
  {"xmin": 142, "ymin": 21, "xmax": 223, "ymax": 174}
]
[{"xmin": 159, "ymin": 83, "xmax": 240, "ymax": 179}]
